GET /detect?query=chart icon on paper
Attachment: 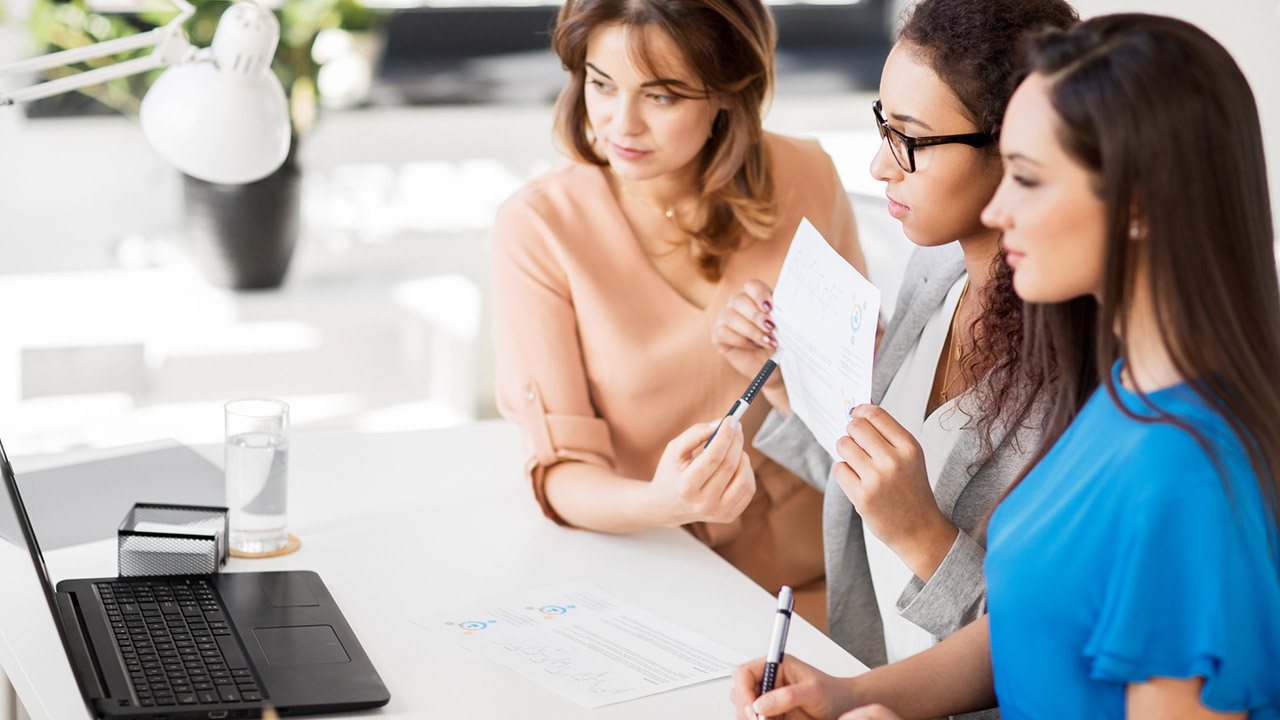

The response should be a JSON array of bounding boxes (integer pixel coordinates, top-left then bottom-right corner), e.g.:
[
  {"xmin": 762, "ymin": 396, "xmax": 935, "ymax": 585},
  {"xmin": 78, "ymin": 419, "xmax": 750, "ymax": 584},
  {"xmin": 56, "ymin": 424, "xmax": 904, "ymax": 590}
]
[
  {"xmin": 850, "ymin": 292, "xmax": 869, "ymax": 339},
  {"xmin": 446, "ymin": 619, "xmax": 497, "ymax": 635},
  {"xmin": 531, "ymin": 605, "xmax": 575, "ymax": 618}
]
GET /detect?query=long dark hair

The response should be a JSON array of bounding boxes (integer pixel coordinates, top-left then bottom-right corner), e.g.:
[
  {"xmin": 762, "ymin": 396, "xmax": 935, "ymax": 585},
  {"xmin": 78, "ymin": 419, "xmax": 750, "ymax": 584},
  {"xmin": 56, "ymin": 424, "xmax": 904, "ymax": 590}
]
[
  {"xmin": 1010, "ymin": 14, "xmax": 1280, "ymax": 525},
  {"xmin": 897, "ymin": 0, "xmax": 1078, "ymax": 459},
  {"xmin": 551, "ymin": 0, "xmax": 778, "ymax": 281}
]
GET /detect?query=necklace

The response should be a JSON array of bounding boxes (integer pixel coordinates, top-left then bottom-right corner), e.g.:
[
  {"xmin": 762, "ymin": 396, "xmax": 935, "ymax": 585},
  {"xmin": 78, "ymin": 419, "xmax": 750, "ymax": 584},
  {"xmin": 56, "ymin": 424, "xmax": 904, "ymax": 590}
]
[
  {"xmin": 939, "ymin": 278, "xmax": 971, "ymax": 404},
  {"xmin": 611, "ymin": 172, "xmax": 677, "ymax": 221}
]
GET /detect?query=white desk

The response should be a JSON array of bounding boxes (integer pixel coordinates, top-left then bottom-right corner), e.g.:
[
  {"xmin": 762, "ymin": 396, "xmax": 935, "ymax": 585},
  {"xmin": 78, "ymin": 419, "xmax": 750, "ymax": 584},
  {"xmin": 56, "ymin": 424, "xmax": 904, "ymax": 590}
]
[{"xmin": 0, "ymin": 420, "xmax": 864, "ymax": 718}]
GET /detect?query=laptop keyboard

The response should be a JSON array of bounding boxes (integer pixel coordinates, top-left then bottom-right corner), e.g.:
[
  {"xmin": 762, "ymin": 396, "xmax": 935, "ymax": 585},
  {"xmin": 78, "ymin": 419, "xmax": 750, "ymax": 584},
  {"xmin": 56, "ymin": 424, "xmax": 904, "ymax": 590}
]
[{"xmin": 97, "ymin": 578, "xmax": 265, "ymax": 708}]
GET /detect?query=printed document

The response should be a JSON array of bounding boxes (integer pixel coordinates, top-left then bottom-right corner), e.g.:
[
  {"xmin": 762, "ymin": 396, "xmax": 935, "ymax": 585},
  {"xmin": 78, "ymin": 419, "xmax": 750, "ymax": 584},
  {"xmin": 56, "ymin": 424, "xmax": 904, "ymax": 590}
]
[
  {"xmin": 413, "ymin": 581, "xmax": 747, "ymax": 708},
  {"xmin": 772, "ymin": 218, "xmax": 882, "ymax": 459}
]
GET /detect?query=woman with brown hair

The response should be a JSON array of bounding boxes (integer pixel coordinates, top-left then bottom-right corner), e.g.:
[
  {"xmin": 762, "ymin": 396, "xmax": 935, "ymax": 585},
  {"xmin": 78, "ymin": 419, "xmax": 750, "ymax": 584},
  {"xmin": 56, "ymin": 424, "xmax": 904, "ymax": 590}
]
[
  {"xmin": 491, "ymin": 0, "xmax": 866, "ymax": 624},
  {"xmin": 714, "ymin": 0, "xmax": 1075, "ymax": 680},
  {"xmin": 731, "ymin": 13, "xmax": 1280, "ymax": 720}
]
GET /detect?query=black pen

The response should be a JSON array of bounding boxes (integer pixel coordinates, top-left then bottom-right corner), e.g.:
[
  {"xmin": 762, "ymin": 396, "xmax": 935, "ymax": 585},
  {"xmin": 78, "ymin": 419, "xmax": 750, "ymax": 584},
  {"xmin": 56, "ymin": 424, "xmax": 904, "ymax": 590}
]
[
  {"xmin": 705, "ymin": 349, "xmax": 783, "ymax": 449},
  {"xmin": 758, "ymin": 585, "xmax": 793, "ymax": 719}
]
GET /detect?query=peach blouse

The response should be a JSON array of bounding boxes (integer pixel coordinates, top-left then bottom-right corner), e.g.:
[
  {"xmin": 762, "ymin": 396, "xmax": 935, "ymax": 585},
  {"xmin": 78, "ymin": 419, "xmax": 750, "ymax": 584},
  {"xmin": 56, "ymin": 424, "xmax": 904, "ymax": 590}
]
[{"xmin": 491, "ymin": 133, "xmax": 862, "ymax": 614}]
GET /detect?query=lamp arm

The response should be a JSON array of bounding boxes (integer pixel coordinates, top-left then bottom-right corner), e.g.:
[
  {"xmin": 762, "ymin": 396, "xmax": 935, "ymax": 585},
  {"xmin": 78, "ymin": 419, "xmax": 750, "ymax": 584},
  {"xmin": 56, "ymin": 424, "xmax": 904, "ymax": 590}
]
[
  {"xmin": 0, "ymin": 0, "xmax": 198, "ymax": 106},
  {"xmin": 2, "ymin": 52, "xmax": 174, "ymax": 105}
]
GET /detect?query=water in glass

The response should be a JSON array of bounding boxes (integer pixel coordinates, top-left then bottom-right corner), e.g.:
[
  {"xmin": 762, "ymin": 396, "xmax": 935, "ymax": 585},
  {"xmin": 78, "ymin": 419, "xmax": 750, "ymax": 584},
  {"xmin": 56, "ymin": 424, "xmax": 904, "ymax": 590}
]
[{"xmin": 225, "ymin": 430, "xmax": 289, "ymax": 553}]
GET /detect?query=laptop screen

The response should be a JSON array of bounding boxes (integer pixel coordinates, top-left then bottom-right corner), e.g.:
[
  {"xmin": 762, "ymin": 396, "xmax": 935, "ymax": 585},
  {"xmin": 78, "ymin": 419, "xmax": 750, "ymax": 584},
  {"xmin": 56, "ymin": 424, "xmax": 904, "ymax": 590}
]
[{"xmin": 0, "ymin": 439, "xmax": 97, "ymax": 719}]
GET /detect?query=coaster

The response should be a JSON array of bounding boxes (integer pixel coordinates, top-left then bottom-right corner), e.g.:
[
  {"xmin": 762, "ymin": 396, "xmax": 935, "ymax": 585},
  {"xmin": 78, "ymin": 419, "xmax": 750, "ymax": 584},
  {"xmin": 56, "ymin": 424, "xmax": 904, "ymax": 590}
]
[{"xmin": 230, "ymin": 534, "xmax": 301, "ymax": 559}]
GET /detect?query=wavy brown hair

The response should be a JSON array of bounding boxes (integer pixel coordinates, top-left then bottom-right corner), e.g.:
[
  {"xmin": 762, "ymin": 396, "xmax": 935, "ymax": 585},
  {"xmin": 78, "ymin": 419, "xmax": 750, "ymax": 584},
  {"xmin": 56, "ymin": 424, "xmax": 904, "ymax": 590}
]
[
  {"xmin": 1007, "ymin": 15, "xmax": 1280, "ymax": 528},
  {"xmin": 898, "ymin": 0, "xmax": 1078, "ymax": 460},
  {"xmin": 551, "ymin": 0, "xmax": 778, "ymax": 281}
]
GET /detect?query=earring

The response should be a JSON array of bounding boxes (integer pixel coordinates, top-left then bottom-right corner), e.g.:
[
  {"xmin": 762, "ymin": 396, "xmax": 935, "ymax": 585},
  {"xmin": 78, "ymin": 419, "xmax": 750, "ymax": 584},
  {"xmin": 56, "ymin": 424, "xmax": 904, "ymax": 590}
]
[{"xmin": 1129, "ymin": 225, "xmax": 1142, "ymax": 240}]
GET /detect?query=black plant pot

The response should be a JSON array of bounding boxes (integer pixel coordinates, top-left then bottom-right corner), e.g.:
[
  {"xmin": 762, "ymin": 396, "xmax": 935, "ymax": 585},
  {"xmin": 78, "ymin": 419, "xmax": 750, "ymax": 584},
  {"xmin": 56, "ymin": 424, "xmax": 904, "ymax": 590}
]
[{"xmin": 181, "ymin": 161, "xmax": 301, "ymax": 290}]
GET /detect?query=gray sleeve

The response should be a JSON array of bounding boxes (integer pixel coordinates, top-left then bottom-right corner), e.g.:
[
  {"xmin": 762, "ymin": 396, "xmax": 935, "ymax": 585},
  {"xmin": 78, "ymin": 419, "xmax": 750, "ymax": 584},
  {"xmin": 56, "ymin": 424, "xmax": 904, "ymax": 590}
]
[
  {"xmin": 753, "ymin": 410, "xmax": 833, "ymax": 492},
  {"xmin": 894, "ymin": 529, "xmax": 987, "ymax": 639}
]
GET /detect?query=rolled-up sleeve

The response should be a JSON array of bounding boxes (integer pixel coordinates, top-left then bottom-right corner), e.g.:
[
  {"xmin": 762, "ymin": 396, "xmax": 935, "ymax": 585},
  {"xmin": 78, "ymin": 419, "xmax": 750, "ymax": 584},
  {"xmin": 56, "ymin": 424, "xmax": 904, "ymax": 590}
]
[
  {"xmin": 491, "ymin": 193, "xmax": 616, "ymax": 525},
  {"xmin": 894, "ymin": 528, "xmax": 988, "ymax": 639}
]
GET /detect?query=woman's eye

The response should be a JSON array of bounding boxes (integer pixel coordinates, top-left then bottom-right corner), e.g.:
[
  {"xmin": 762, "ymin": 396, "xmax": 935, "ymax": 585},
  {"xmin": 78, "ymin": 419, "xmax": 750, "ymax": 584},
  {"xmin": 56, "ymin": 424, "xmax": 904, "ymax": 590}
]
[
  {"xmin": 647, "ymin": 92, "xmax": 676, "ymax": 105},
  {"xmin": 1013, "ymin": 175, "xmax": 1039, "ymax": 188},
  {"xmin": 587, "ymin": 78, "xmax": 611, "ymax": 92}
]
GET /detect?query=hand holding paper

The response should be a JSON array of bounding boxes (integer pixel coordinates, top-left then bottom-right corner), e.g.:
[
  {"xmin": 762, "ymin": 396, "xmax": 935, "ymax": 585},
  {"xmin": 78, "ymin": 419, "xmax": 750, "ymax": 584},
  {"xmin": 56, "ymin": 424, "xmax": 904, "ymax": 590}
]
[
  {"xmin": 770, "ymin": 218, "xmax": 882, "ymax": 459},
  {"xmin": 834, "ymin": 404, "xmax": 956, "ymax": 579},
  {"xmin": 713, "ymin": 280, "xmax": 792, "ymax": 412}
]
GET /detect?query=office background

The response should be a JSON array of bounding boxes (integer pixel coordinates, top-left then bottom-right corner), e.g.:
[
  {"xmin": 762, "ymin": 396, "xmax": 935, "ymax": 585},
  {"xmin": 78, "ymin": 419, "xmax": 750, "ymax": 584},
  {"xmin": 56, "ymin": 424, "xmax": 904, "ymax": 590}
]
[{"xmin": 0, "ymin": 0, "xmax": 1277, "ymax": 714}]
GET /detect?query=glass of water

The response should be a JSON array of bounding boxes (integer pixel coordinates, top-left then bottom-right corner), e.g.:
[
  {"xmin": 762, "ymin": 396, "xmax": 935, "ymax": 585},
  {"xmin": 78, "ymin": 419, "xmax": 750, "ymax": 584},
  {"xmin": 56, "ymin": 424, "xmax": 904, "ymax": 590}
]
[{"xmin": 224, "ymin": 398, "xmax": 290, "ymax": 555}]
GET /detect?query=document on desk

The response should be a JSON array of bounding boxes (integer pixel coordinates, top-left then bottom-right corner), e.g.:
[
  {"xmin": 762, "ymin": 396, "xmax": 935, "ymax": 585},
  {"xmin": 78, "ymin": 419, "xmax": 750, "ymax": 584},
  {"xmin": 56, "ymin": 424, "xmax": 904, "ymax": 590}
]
[
  {"xmin": 413, "ymin": 581, "xmax": 747, "ymax": 708},
  {"xmin": 772, "ymin": 218, "xmax": 882, "ymax": 459}
]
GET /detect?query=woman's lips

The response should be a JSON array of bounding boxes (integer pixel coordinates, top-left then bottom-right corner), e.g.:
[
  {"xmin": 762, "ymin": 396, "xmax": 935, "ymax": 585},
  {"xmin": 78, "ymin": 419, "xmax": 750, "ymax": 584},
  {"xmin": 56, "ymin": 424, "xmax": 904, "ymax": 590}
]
[
  {"xmin": 887, "ymin": 196, "xmax": 910, "ymax": 219},
  {"xmin": 611, "ymin": 143, "xmax": 651, "ymax": 161}
]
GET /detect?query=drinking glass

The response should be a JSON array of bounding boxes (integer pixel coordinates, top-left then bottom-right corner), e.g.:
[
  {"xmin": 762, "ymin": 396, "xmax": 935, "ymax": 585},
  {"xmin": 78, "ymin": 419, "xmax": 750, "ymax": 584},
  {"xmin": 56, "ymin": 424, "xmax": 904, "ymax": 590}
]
[{"xmin": 224, "ymin": 398, "xmax": 289, "ymax": 555}]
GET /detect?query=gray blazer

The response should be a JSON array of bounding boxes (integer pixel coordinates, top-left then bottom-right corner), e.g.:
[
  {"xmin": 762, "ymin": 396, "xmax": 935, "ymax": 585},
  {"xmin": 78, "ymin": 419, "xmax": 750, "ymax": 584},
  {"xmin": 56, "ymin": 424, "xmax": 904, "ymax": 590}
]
[{"xmin": 755, "ymin": 244, "xmax": 1044, "ymax": 712}]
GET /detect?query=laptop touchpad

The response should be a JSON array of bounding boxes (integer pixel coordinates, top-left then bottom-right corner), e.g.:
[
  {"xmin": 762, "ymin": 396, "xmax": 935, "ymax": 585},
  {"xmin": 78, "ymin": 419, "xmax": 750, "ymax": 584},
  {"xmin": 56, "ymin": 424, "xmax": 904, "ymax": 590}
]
[{"xmin": 254, "ymin": 625, "xmax": 351, "ymax": 665}]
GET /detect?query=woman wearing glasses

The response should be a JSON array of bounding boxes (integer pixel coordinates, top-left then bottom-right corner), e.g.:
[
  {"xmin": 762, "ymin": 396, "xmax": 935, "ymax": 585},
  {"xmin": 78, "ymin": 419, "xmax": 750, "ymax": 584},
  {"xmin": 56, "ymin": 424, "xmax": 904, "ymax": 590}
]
[
  {"xmin": 712, "ymin": 0, "xmax": 1075, "ymax": 681},
  {"xmin": 732, "ymin": 13, "xmax": 1280, "ymax": 719}
]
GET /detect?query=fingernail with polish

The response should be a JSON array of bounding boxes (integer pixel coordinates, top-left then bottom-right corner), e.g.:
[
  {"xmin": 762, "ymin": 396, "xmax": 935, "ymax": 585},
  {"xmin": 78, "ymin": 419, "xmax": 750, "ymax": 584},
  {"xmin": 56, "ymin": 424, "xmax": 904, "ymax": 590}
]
[
  {"xmin": 763, "ymin": 319, "xmax": 775, "ymax": 331},
  {"xmin": 762, "ymin": 300, "xmax": 772, "ymax": 312}
]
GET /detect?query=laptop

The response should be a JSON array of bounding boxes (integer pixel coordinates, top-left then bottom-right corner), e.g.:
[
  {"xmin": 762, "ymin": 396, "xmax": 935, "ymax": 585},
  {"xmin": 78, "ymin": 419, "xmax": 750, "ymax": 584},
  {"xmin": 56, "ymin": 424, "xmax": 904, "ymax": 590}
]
[{"xmin": 0, "ymin": 438, "xmax": 391, "ymax": 719}]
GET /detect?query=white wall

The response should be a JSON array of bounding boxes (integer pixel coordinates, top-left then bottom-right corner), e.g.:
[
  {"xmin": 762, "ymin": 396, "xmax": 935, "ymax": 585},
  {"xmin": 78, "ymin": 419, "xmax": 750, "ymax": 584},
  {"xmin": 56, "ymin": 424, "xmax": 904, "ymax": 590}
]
[{"xmin": 1072, "ymin": 0, "xmax": 1280, "ymax": 231}]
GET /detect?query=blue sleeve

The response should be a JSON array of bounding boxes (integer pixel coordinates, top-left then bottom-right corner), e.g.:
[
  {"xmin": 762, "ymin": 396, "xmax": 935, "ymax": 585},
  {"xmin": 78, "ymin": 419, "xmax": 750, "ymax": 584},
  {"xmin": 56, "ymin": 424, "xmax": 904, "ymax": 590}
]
[{"xmin": 1082, "ymin": 455, "xmax": 1280, "ymax": 714}]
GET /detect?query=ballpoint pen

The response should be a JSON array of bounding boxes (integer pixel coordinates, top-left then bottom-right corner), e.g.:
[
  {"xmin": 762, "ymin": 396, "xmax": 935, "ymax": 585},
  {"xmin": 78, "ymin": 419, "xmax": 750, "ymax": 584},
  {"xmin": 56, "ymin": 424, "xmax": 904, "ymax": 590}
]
[
  {"xmin": 705, "ymin": 349, "xmax": 783, "ymax": 449},
  {"xmin": 758, "ymin": 585, "xmax": 793, "ymax": 720}
]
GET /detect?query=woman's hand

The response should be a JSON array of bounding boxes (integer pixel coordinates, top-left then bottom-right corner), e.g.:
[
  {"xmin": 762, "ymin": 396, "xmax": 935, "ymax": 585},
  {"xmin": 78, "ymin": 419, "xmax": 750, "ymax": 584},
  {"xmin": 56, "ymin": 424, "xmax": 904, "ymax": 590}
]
[
  {"xmin": 833, "ymin": 405, "xmax": 958, "ymax": 580},
  {"xmin": 730, "ymin": 654, "xmax": 859, "ymax": 720},
  {"xmin": 712, "ymin": 280, "xmax": 790, "ymax": 413},
  {"xmin": 646, "ymin": 417, "xmax": 756, "ymax": 526}
]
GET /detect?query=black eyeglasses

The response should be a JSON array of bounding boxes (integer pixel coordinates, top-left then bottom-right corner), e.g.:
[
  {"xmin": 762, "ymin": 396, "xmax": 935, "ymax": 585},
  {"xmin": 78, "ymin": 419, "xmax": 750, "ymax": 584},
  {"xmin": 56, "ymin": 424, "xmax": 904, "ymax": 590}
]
[{"xmin": 873, "ymin": 100, "xmax": 994, "ymax": 173}]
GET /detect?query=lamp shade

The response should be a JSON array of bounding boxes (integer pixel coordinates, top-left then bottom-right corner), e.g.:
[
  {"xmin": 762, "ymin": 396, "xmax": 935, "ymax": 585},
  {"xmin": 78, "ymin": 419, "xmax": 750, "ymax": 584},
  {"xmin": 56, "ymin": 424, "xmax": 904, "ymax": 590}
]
[{"xmin": 139, "ymin": 3, "xmax": 291, "ymax": 185}]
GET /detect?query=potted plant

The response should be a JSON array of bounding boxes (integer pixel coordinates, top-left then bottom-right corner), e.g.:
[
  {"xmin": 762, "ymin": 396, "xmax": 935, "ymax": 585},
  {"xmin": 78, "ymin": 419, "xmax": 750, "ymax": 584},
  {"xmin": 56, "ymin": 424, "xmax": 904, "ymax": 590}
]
[{"xmin": 26, "ymin": 0, "xmax": 381, "ymax": 289}]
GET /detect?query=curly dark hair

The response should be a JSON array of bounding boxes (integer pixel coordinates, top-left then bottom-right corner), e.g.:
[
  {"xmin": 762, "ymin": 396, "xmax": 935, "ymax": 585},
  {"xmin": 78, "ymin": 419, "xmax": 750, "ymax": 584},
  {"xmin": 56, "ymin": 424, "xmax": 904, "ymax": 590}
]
[
  {"xmin": 898, "ymin": 0, "xmax": 1078, "ymax": 462},
  {"xmin": 898, "ymin": 0, "xmax": 1080, "ymax": 141}
]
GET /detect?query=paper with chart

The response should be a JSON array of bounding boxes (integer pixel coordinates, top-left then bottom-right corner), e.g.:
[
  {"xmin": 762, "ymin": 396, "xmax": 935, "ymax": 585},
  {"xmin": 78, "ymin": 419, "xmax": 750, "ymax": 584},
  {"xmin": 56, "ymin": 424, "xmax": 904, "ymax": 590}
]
[
  {"xmin": 413, "ymin": 581, "xmax": 748, "ymax": 708},
  {"xmin": 772, "ymin": 218, "xmax": 882, "ymax": 459}
]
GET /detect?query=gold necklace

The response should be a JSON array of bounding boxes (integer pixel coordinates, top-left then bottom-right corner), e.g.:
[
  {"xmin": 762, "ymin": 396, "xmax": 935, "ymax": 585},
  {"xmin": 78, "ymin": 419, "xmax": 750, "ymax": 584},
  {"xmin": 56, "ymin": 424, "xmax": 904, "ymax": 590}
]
[
  {"xmin": 939, "ymin": 278, "xmax": 971, "ymax": 404},
  {"xmin": 611, "ymin": 172, "xmax": 677, "ymax": 221}
]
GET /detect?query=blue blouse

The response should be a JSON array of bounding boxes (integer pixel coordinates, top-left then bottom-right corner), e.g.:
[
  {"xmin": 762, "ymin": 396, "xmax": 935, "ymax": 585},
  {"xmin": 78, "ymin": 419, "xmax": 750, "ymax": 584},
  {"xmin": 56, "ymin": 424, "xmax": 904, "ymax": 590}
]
[{"xmin": 986, "ymin": 366, "xmax": 1280, "ymax": 719}]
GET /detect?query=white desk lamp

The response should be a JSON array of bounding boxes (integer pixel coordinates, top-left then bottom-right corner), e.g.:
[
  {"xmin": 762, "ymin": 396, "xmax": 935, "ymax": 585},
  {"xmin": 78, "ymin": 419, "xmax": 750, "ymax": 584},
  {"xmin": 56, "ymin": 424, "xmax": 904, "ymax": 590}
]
[{"xmin": 0, "ymin": 0, "xmax": 291, "ymax": 184}]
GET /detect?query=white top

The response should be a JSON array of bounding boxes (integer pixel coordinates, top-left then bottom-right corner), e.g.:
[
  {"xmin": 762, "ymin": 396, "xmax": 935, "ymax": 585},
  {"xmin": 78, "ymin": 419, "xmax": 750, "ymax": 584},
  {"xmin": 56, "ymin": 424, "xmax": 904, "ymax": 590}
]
[{"xmin": 868, "ymin": 274, "xmax": 968, "ymax": 664}]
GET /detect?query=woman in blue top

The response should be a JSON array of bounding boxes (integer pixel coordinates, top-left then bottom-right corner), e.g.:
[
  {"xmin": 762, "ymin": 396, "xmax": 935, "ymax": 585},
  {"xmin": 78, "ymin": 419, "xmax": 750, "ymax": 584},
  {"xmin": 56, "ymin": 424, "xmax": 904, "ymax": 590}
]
[{"xmin": 730, "ymin": 13, "xmax": 1280, "ymax": 720}]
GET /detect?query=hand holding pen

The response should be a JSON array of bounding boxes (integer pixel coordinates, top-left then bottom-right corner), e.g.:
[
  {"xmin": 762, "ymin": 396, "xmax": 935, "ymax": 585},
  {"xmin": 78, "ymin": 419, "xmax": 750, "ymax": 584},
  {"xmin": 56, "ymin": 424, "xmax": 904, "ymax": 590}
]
[
  {"xmin": 646, "ymin": 415, "xmax": 757, "ymax": 526},
  {"xmin": 729, "ymin": 588, "xmax": 862, "ymax": 720}
]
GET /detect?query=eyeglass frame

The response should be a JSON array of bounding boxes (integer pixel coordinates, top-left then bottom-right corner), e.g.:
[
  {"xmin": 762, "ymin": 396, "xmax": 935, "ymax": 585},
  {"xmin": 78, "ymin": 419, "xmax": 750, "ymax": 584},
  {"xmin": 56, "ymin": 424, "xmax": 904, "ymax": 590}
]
[{"xmin": 872, "ymin": 100, "xmax": 995, "ymax": 173}]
